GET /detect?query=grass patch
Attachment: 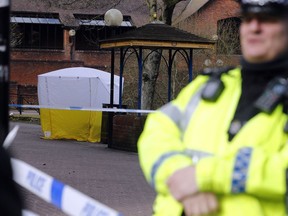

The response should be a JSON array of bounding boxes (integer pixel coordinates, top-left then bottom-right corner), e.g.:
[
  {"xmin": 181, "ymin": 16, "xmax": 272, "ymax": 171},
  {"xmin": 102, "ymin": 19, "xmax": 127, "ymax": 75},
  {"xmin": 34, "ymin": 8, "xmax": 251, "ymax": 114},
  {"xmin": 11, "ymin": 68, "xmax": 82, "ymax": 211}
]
[{"xmin": 9, "ymin": 114, "xmax": 40, "ymax": 124}]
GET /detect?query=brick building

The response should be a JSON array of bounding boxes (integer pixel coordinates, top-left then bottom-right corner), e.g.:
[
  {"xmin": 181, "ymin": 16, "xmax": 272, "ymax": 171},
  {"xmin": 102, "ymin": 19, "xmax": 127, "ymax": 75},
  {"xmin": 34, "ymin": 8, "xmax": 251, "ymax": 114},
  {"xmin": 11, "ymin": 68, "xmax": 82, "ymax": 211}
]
[
  {"xmin": 9, "ymin": 0, "xmax": 242, "ymax": 150},
  {"xmin": 9, "ymin": 0, "xmax": 150, "ymax": 105},
  {"xmin": 10, "ymin": 0, "xmax": 145, "ymax": 86},
  {"xmin": 10, "ymin": 0, "xmax": 241, "ymax": 98},
  {"xmin": 175, "ymin": 0, "xmax": 240, "ymax": 38},
  {"xmin": 175, "ymin": 0, "xmax": 241, "ymax": 67}
]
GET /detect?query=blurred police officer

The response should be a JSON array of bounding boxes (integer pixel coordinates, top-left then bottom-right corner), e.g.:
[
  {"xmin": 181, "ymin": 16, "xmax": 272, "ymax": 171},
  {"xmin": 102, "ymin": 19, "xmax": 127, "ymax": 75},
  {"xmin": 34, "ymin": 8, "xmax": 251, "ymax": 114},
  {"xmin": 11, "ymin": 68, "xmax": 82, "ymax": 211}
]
[
  {"xmin": 0, "ymin": 0, "xmax": 23, "ymax": 214},
  {"xmin": 138, "ymin": 0, "xmax": 288, "ymax": 215}
]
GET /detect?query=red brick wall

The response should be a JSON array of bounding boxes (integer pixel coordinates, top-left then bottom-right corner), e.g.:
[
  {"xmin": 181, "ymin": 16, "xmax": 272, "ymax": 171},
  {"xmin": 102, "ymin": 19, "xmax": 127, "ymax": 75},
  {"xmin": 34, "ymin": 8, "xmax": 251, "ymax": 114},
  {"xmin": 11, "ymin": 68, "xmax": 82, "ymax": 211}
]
[
  {"xmin": 174, "ymin": 0, "xmax": 241, "ymax": 70},
  {"xmin": 176, "ymin": 0, "xmax": 240, "ymax": 39},
  {"xmin": 10, "ymin": 28, "xmax": 113, "ymax": 86},
  {"xmin": 10, "ymin": 59, "xmax": 84, "ymax": 85},
  {"xmin": 110, "ymin": 114, "xmax": 147, "ymax": 152},
  {"xmin": 10, "ymin": 50, "xmax": 113, "ymax": 86}
]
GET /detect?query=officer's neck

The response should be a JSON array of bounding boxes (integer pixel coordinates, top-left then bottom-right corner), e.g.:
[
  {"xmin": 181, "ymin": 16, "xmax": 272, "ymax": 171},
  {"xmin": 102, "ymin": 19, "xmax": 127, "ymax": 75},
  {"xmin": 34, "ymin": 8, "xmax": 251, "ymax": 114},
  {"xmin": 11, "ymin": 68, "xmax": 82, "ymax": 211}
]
[{"xmin": 241, "ymin": 51, "xmax": 288, "ymax": 76}]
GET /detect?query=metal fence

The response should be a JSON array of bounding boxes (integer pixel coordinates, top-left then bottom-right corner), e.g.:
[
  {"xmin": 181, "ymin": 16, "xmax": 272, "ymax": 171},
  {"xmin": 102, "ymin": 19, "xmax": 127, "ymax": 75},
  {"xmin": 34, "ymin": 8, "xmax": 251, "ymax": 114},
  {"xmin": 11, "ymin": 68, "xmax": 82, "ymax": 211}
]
[{"xmin": 9, "ymin": 84, "xmax": 39, "ymax": 114}]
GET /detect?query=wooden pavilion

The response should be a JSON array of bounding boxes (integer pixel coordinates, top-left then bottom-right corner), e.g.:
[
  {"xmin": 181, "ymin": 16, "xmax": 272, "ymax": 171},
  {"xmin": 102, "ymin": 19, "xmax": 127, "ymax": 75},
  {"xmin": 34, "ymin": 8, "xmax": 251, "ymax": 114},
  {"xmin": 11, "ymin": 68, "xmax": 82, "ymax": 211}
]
[{"xmin": 100, "ymin": 21, "xmax": 215, "ymax": 109}]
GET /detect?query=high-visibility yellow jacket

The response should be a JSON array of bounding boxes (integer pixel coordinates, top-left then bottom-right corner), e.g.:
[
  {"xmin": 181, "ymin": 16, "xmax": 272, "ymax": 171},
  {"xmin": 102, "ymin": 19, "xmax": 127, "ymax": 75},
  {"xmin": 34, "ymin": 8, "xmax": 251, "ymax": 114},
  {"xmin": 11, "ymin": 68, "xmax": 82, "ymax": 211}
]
[{"xmin": 138, "ymin": 68, "xmax": 288, "ymax": 216}]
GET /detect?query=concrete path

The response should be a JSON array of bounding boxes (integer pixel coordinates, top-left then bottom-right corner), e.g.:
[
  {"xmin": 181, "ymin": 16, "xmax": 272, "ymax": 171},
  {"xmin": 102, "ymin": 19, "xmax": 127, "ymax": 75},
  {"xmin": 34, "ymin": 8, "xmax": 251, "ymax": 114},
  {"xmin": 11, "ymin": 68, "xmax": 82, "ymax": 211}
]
[{"xmin": 9, "ymin": 121, "xmax": 155, "ymax": 216}]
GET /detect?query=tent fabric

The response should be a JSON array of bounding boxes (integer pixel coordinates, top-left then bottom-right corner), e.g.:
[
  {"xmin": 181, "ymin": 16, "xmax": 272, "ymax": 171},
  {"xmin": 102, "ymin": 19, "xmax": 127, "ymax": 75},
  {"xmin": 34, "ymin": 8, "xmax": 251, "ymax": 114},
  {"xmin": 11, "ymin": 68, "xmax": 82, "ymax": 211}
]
[
  {"xmin": 40, "ymin": 109, "xmax": 102, "ymax": 142},
  {"xmin": 38, "ymin": 67, "xmax": 123, "ymax": 143}
]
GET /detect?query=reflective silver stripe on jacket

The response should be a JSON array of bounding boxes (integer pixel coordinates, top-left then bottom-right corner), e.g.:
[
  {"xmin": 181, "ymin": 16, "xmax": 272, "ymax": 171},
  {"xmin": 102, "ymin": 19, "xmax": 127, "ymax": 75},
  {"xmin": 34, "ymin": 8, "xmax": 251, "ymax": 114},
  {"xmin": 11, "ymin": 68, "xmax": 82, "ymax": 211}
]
[
  {"xmin": 159, "ymin": 103, "xmax": 182, "ymax": 128},
  {"xmin": 150, "ymin": 149, "xmax": 213, "ymax": 189},
  {"xmin": 150, "ymin": 151, "xmax": 186, "ymax": 189},
  {"xmin": 159, "ymin": 86, "xmax": 204, "ymax": 134},
  {"xmin": 185, "ymin": 149, "xmax": 213, "ymax": 164},
  {"xmin": 180, "ymin": 86, "xmax": 204, "ymax": 133},
  {"xmin": 151, "ymin": 86, "xmax": 210, "ymax": 188}
]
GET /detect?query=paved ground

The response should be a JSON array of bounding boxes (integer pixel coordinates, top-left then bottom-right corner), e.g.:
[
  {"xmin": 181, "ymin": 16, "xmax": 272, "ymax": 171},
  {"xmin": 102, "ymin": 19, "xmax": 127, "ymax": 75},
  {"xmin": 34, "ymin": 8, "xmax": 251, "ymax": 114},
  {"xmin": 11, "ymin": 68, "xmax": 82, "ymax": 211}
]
[{"xmin": 8, "ymin": 121, "xmax": 155, "ymax": 216}]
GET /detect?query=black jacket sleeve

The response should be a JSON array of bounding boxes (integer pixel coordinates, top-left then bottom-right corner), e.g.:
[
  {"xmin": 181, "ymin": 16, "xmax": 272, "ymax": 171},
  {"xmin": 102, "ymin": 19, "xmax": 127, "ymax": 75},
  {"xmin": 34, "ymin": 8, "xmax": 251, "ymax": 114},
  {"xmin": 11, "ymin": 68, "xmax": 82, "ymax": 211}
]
[{"xmin": 0, "ymin": 147, "xmax": 23, "ymax": 216}]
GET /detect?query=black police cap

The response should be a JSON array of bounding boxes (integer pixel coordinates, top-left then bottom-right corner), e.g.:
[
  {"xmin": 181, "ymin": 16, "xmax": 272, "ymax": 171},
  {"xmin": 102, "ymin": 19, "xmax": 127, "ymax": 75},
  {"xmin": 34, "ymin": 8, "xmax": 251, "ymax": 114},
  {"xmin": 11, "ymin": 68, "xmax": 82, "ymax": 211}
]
[{"xmin": 239, "ymin": 0, "xmax": 288, "ymax": 16}]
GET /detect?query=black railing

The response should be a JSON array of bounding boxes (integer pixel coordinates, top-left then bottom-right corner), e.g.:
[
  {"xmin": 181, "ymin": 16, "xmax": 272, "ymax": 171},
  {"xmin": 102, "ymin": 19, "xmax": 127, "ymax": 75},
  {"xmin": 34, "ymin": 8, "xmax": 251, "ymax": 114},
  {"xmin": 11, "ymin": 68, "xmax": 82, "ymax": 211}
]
[{"xmin": 10, "ymin": 93, "xmax": 39, "ymax": 114}]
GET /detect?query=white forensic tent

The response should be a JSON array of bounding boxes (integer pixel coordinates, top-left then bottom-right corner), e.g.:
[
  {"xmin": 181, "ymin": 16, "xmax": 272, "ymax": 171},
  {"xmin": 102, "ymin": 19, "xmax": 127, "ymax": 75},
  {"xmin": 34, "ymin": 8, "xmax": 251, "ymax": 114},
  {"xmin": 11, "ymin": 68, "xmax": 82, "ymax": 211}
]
[{"xmin": 38, "ymin": 67, "xmax": 123, "ymax": 142}]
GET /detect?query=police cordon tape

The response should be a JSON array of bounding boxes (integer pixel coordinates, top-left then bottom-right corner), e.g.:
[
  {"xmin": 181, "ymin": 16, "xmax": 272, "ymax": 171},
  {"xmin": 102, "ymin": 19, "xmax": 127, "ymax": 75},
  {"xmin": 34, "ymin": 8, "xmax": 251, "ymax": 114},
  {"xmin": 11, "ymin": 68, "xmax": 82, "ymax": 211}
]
[
  {"xmin": 9, "ymin": 104, "xmax": 155, "ymax": 114},
  {"xmin": 8, "ymin": 104, "xmax": 152, "ymax": 215},
  {"xmin": 11, "ymin": 158, "xmax": 123, "ymax": 216},
  {"xmin": 3, "ymin": 125, "xmax": 122, "ymax": 216},
  {"xmin": 22, "ymin": 209, "xmax": 39, "ymax": 216}
]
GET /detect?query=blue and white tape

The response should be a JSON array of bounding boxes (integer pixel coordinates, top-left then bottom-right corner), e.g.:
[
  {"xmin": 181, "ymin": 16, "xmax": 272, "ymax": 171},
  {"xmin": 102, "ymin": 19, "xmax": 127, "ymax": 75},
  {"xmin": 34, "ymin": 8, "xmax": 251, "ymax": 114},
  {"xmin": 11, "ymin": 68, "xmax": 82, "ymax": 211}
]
[
  {"xmin": 9, "ymin": 104, "xmax": 154, "ymax": 114},
  {"xmin": 12, "ymin": 158, "xmax": 123, "ymax": 216},
  {"xmin": 22, "ymin": 209, "xmax": 39, "ymax": 216}
]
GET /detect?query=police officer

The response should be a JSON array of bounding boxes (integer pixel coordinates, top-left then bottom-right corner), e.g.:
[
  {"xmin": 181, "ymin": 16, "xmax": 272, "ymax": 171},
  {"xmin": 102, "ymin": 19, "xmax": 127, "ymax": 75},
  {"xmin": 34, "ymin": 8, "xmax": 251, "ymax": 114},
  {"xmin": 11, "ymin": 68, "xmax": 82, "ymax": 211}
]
[
  {"xmin": 0, "ymin": 1, "xmax": 23, "ymax": 214},
  {"xmin": 138, "ymin": 0, "xmax": 288, "ymax": 215}
]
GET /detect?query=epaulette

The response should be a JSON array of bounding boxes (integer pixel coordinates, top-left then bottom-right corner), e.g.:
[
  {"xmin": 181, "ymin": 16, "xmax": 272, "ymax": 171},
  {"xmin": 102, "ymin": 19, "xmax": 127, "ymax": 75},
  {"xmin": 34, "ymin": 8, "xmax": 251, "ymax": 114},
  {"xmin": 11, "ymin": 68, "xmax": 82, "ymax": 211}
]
[
  {"xmin": 201, "ymin": 66, "xmax": 235, "ymax": 102},
  {"xmin": 254, "ymin": 77, "xmax": 288, "ymax": 114},
  {"xmin": 252, "ymin": 76, "xmax": 288, "ymax": 133}
]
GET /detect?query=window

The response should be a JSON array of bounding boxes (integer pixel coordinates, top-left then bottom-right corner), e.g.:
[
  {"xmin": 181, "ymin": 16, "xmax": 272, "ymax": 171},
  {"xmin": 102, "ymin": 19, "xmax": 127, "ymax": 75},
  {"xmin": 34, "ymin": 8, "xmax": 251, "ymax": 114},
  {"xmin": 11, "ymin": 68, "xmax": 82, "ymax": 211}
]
[
  {"xmin": 11, "ymin": 12, "xmax": 64, "ymax": 50},
  {"xmin": 217, "ymin": 17, "xmax": 241, "ymax": 55},
  {"xmin": 74, "ymin": 14, "xmax": 135, "ymax": 50}
]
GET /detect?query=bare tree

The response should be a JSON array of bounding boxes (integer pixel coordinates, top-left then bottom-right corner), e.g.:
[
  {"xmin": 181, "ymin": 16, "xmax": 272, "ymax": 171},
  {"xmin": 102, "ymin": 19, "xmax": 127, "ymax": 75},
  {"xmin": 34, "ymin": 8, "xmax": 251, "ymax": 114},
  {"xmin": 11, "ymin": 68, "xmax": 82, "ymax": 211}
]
[
  {"xmin": 10, "ymin": 23, "xmax": 23, "ymax": 47},
  {"xmin": 217, "ymin": 17, "xmax": 241, "ymax": 55},
  {"xmin": 142, "ymin": 0, "xmax": 186, "ymax": 110}
]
